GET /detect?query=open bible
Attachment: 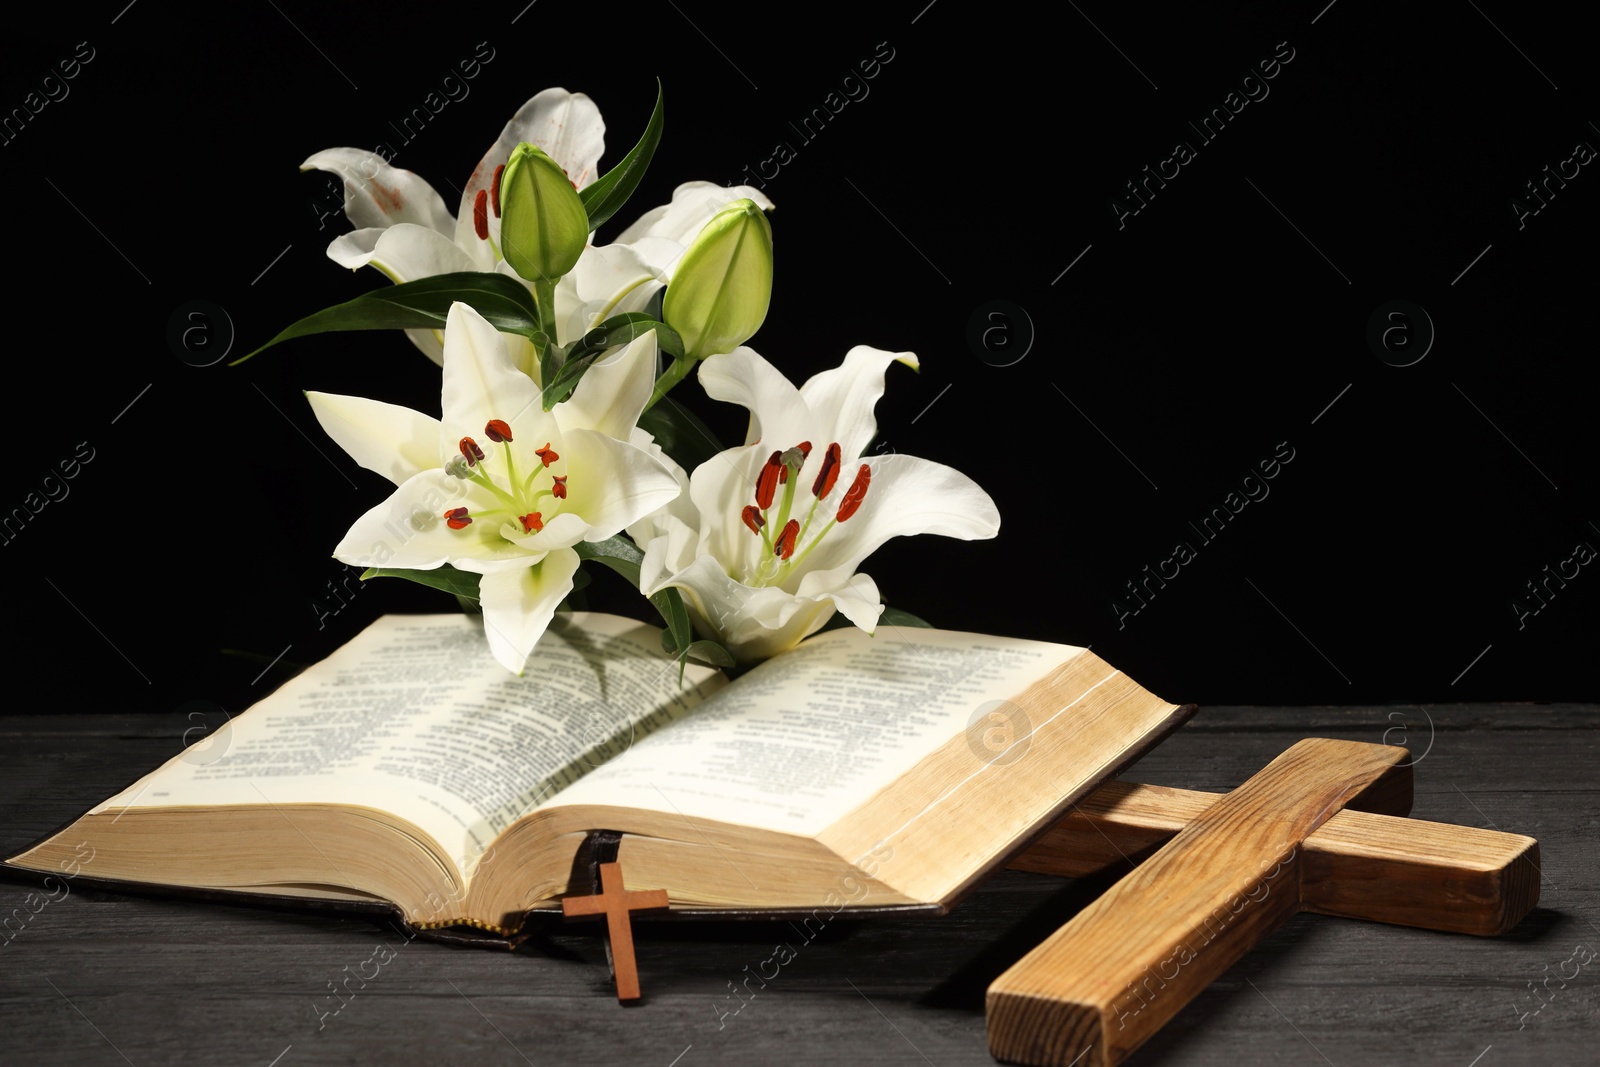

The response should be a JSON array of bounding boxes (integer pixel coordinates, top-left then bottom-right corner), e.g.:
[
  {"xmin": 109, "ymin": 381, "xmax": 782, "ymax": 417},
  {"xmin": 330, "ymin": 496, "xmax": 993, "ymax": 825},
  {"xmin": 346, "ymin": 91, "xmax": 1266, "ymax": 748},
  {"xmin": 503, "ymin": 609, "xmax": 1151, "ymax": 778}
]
[{"xmin": 6, "ymin": 613, "xmax": 1189, "ymax": 935}]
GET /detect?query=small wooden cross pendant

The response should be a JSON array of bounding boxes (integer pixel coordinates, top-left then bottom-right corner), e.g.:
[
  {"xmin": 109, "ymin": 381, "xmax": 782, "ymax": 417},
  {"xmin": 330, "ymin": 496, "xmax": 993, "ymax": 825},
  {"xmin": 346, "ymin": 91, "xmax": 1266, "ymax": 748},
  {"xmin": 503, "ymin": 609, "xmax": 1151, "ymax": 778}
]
[{"xmin": 561, "ymin": 861, "xmax": 669, "ymax": 1002}]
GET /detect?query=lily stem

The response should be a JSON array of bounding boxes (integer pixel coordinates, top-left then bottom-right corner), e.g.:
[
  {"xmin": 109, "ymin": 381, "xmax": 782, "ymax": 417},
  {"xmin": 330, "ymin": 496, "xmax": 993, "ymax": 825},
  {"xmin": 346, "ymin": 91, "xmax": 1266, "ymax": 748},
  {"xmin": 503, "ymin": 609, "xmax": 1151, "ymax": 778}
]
[
  {"xmin": 644, "ymin": 354, "xmax": 696, "ymax": 413},
  {"xmin": 533, "ymin": 278, "xmax": 560, "ymax": 404}
]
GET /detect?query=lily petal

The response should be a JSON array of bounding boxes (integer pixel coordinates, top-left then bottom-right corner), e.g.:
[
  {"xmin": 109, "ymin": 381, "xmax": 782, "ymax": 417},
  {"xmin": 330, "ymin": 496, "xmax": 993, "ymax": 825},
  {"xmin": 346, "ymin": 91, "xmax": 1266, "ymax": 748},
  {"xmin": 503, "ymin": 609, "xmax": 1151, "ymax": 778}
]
[
  {"xmin": 453, "ymin": 89, "xmax": 606, "ymax": 257},
  {"xmin": 477, "ymin": 549, "xmax": 583, "ymax": 675},
  {"xmin": 403, "ymin": 328, "xmax": 447, "ymax": 367},
  {"xmin": 499, "ymin": 511, "xmax": 592, "ymax": 554},
  {"xmin": 560, "ymin": 428, "xmax": 683, "ymax": 541},
  {"xmin": 684, "ymin": 442, "xmax": 770, "ymax": 571},
  {"xmin": 556, "ymin": 330, "xmax": 658, "ymax": 443},
  {"xmin": 325, "ymin": 224, "xmax": 477, "ymax": 280},
  {"xmin": 798, "ymin": 345, "xmax": 920, "ymax": 463},
  {"xmin": 332, "ymin": 470, "xmax": 516, "ymax": 571},
  {"xmin": 306, "ymin": 391, "xmax": 443, "ymax": 486},
  {"xmin": 698, "ymin": 347, "xmax": 812, "ymax": 449},
  {"xmin": 798, "ymin": 453, "xmax": 1001, "ymax": 578},
  {"xmin": 439, "ymin": 303, "xmax": 547, "ymax": 445},
  {"xmin": 325, "ymin": 225, "xmax": 466, "ymax": 364},
  {"xmin": 553, "ymin": 241, "xmax": 666, "ymax": 345},
  {"xmin": 801, "ymin": 568, "xmax": 884, "ymax": 633},
  {"xmin": 301, "ymin": 148, "xmax": 455, "ymax": 235},
  {"xmin": 644, "ymin": 555, "xmax": 839, "ymax": 663},
  {"xmin": 625, "ymin": 429, "xmax": 697, "ymax": 550},
  {"xmin": 614, "ymin": 181, "xmax": 774, "ymax": 246}
]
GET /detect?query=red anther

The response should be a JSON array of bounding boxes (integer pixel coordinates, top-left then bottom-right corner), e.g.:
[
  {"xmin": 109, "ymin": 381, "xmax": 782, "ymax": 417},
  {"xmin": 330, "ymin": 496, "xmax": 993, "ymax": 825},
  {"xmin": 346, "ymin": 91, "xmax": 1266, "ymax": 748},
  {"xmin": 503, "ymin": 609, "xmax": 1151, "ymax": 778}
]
[
  {"xmin": 473, "ymin": 189, "xmax": 489, "ymax": 240},
  {"xmin": 491, "ymin": 164, "xmax": 504, "ymax": 217},
  {"xmin": 459, "ymin": 437, "xmax": 485, "ymax": 465},
  {"xmin": 519, "ymin": 512, "xmax": 544, "ymax": 533},
  {"xmin": 837, "ymin": 464, "xmax": 871, "ymax": 521},
  {"xmin": 812, "ymin": 442, "xmax": 842, "ymax": 498},
  {"xmin": 797, "ymin": 441, "xmax": 813, "ymax": 458},
  {"xmin": 535, "ymin": 442, "xmax": 560, "ymax": 466},
  {"xmin": 444, "ymin": 507, "xmax": 472, "ymax": 530},
  {"xmin": 755, "ymin": 450, "xmax": 783, "ymax": 509},
  {"xmin": 484, "ymin": 419, "xmax": 513, "ymax": 443},
  {"xmin": 741, "ymin": 505, "xmax": 765, "ymax": 534},
  {"xmin": 775, "ymin": 519, "xmax": 800, "ymax": 560},
  {"xmin": 779, "ymin": 465, "xmax": 789, "ymax": 485},
  {"xmin": 551, "ymin": 475, "xmax": 568, "ymax": 499}
]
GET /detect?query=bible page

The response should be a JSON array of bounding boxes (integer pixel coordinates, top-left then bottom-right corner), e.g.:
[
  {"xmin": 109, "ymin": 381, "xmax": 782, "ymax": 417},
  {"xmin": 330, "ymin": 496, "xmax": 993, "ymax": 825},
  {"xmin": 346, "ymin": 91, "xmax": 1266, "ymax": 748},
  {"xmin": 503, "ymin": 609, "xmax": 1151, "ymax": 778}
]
[
  {"xmin": 91, "ymin": 613, "xmax": 725, "ymax": 873},
  {"xmin": 545, "ymin": 626, "xmax": 1083, "ymax": 835}
]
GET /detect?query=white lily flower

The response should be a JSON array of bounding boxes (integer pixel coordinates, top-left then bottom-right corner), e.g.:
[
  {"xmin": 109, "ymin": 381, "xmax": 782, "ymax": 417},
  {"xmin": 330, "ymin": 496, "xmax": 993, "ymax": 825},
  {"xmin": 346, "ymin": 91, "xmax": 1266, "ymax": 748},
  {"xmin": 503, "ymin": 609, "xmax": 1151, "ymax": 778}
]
[
  {"xmin": 304, "ymin": 89, "xmax": 772, "ymax": 363},
  {"xmin": 307, "ymin": 302, "xmax": 681, "ymax": 675},
  {"xmin": 630, "ymin": 346, "xmax": 1001, "ymax": 662}
]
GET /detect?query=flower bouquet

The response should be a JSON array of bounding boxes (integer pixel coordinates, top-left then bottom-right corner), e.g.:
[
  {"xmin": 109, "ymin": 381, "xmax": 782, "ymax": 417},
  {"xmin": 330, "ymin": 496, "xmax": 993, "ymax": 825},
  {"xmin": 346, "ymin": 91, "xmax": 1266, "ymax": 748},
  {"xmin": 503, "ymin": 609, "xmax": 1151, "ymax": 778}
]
[{"xmin": 245, "ymin": 85, "xmax": 1000, "ymax": 676}]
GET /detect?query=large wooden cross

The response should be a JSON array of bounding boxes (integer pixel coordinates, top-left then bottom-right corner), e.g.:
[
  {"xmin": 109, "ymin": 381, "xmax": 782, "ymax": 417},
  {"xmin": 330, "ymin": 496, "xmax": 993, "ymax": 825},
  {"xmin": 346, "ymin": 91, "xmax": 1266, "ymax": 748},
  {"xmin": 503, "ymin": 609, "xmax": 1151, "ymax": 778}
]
[{"xmin": 991, "ymin": 738, "xmax": 1540, "ymax": 1066}]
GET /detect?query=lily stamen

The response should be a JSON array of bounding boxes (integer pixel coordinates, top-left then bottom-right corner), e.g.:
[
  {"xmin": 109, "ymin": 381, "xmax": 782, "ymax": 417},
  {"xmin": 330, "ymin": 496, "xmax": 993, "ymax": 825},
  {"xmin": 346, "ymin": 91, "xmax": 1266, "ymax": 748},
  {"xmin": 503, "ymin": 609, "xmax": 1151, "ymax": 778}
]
[
  {"xmin": 781, "ymin": 464, "xmax": 873, "ymax": 577},
  {"xmin": 741, "ymin": 505, "xmax": 765, "ymax": 534},
  {"xmin": 775, "ymin": 519, "xmax": 799, "ymax": 560},
  {"xmin": 473, "ymin": 190, "xmax": 490, "ymax": 241},
  {"xmin": 459, "ymin": 437, "xmax": 485, "ymax": 465},
  {"xmin": 444, "ymin": 507, "xmax": 472, "ymax": 529},
  {"xmin": 837, "ymin": 464, "xmax": 871, "ymax": 521},
  {"xmin": 812, "ymin": 442, "xmax": 841, "ymax": 498},
  {"xmin": 491, "ymin": 164, "xmax": 504, "ymax": 217},
  {"xmin": 551, "ymin": 475, "xmax": 567, "ymax": 499},
  {"xmin": 755, "ymin": 450, "xmax": 783, "ymax": 510}
]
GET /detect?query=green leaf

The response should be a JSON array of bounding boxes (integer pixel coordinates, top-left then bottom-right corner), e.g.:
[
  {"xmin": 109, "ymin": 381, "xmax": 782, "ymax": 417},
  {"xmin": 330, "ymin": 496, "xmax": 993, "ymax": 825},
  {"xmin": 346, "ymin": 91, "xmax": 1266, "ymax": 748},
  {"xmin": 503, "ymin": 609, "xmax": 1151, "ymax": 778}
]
[
  {"xmin": 652, "ymin": 586, "xmax": 693, "ymax": 654},
  {"xmin": 816, "ymin": 605, "xmax": 936, "ymax": 636},
  {"xmin": 544, "ymin": 315, "xmax": 685, "ymax": 410},
  {"xmin": 637, "ymin": 398, "xmax": 725, "ymax": 472},
  {"xmin": 572, "ymin": 535, "xmax": 645, "ymax": 585},
  {"xmin": 880, "ymin": 607, "xmax": 935, "ymax": 628},
  {"xmin": 362, "ymin": 565, "xmax": 482, "ymax": 601},
  {"xmin": 538, "ymin": 341, "xmax": 567, "ymax": 402},
  {"xmin": 560, "ymin": 537, "xmax": 701, "ymax": 679},
  {"xmin": 542, "ymin": 350, "xmax": 601, "ymax": 410},
  {"xmin": 233, "ymin": 273, "xmax": 541, "ymax": 364},
  {"xmin": 567, "ymin": 313, "xmax": 684, "ymax": 363},
  {"xmin": 683, "ymin": 639, "xmax": 735, "ymax": 669},
  {"xmin": 561, "ymin": 567, "xmax": 592, "ymax": 612},
  {"xmin": 643, "ymin": 286, "xmax": 665, "ymax": 323},
  {"xmin": 651, "ymin": 586, "xmax": 697, "ymax": 683},
  {"xmin": 578, "ymin": 80, "xmax": 664, "ymax": 233}
]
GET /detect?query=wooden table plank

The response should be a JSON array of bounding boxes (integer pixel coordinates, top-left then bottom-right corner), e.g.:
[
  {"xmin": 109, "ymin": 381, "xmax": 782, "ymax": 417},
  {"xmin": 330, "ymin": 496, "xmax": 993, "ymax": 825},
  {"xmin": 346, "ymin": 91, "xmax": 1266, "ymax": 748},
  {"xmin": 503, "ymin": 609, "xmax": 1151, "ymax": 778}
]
[{"xmin": 2, "ymin": 708, "xmax": 1595, "ymax": 1066}]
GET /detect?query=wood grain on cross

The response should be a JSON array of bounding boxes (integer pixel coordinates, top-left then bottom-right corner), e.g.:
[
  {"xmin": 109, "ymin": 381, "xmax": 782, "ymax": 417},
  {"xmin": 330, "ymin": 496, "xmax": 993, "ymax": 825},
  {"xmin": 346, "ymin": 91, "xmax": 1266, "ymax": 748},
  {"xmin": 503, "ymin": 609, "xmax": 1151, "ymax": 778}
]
[
  {"xmin": 561, "ymin": 861, "xmax": 668, "ymax": 1002},
  {"xmin": 988, "ymin": 738, "xmax": 1540, "ymax": 1067}
]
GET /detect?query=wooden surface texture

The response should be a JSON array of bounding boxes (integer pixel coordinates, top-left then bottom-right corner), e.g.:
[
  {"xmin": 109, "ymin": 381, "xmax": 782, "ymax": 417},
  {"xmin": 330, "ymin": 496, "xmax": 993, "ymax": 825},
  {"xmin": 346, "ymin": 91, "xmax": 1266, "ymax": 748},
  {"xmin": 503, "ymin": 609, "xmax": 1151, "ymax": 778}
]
[{"xmin": 2, "ymin": 706, "xmax": 1594, "ymax": 1066}]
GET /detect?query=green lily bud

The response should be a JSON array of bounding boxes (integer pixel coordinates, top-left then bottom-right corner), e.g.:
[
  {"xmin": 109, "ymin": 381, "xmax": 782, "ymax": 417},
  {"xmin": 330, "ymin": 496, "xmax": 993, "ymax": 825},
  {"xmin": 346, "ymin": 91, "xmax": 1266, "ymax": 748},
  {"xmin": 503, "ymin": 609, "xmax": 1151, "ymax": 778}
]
[
  {"xmin": 498, "ymin": 142, "xmax": 589, "ymax": 284},
  {"xmin": 663, "ymin": 198, "xmax": 774, "ymax": 361}
]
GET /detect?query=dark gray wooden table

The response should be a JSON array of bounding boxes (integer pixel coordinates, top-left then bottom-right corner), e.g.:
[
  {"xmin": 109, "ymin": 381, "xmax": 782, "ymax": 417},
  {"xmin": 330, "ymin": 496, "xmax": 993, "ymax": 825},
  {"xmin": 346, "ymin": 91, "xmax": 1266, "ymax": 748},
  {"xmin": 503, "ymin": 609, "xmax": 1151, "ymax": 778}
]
[{"xmin": 3, "ymin": 707, "xmax": 1595, "ymax": 1066}]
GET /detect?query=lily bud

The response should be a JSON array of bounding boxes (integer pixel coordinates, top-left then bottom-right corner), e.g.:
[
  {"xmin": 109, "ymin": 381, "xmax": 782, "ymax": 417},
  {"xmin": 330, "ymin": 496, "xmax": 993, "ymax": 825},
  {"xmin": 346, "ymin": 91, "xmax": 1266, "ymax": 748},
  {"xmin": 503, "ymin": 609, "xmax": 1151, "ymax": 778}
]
[
  {"xmin": 663, "ymin": 198, "xmax": 774, "ymax": 361},
  {"xmin": 498, "ymin": 142, "xmax": 589, "ymax": 283}
]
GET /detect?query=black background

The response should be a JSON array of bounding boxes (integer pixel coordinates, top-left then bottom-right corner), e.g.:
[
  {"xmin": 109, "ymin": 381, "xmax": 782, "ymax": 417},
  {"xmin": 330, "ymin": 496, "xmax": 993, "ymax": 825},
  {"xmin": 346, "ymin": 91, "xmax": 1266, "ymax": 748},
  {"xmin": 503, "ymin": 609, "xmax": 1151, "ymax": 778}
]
[{"xmin": 5, "ymin": 0, "xmax": 1595, "ymax": 716}]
